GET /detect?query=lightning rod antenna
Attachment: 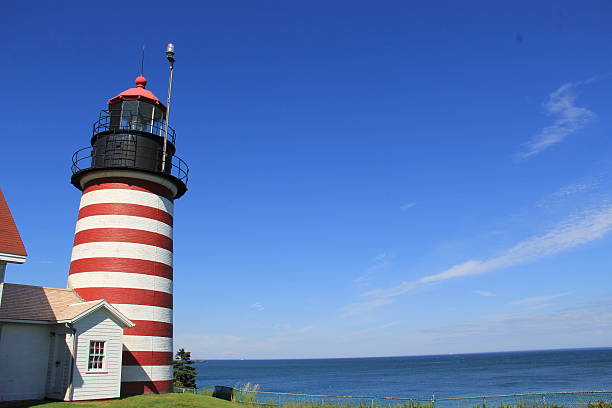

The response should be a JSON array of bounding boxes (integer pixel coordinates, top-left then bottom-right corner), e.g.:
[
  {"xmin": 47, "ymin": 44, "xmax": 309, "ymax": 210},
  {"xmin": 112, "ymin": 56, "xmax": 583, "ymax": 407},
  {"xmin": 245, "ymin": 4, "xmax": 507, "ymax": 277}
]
[
  {"xmin": 161, "ymin": 43, "xmax": 175, "ymax": 172},
  {"xmin": 140, "ymin": 45, "xmax": 145, "ymax": 76}
]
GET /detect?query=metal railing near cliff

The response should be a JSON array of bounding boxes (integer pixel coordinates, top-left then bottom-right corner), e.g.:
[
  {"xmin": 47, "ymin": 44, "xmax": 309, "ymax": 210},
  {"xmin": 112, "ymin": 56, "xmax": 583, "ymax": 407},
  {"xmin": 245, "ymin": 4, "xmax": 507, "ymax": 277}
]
[{"xmin": 174, "ymin": 387, "xmax": 612, "ymax": 408}]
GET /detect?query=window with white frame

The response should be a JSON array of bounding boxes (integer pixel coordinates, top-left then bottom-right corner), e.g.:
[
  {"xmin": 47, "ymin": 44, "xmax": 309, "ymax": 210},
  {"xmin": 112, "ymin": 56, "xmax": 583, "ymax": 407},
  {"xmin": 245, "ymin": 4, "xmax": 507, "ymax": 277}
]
[{"xmin": 88, "ymin": 340, "xmax": 105, "ymax": 371}]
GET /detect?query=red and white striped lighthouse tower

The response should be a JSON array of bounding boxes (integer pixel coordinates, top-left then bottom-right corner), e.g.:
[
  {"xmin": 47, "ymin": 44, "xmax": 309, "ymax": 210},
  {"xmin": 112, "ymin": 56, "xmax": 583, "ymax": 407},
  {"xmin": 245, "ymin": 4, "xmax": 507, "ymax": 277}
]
[{"xmin": 68, "ymin": 48, "xmax": 188, "ymax": 396}]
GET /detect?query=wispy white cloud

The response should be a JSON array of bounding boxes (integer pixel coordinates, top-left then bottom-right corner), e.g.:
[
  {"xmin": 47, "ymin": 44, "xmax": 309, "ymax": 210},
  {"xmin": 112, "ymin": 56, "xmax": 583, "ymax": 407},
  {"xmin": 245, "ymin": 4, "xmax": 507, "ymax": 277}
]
[
  {"xmin": 345, "ymin": 204, "xmax": 612, "ymax": 315},
  {"xmin": 343, "ymin": 297, "xmax": 393, "ymax": 315},
  {"xmin": 474, "ymin": 290, "xmax": 495, "ymax": 297},
  {"xmin": 511, "ymin": 292, "xmax": 569, "ymax": 306},
  {"xmin": 421, "ymin": 295, "xmax": 612, "ymax": 340},
  {"xmin": 553, "ymin": 182, "xmax": 597, "ymax": 198},
  {"xmin": 295, "ymin": 325, "xmax": 315, "ymax": 334},
  {"xmin": 351, "ymin": 321, "xmax": 401, "ymax": 336},
  {"xmin": 250, "ymin": 302, "xmax": 264, "ymax": 311},
  {"xmin": 273, "ymin": 323, "xmax": 315, "ymax": 335},
  {"xmin": 536, "ymin": 179, "xmax": 599, "ymax": 209},
  {"xmin": 354, "ymin": 252, "xmax": 393, "ymax": 283},
  {"xmin": 517, "ymin": 81, "xmax": 595, "ymax": 160},
  {"xmin": 224, "ymin": 335, "xmax": 242, "ymax": 342},
  {"xmin": 400, "ymin": 202, "xmax": 416, "ymax": 211}
]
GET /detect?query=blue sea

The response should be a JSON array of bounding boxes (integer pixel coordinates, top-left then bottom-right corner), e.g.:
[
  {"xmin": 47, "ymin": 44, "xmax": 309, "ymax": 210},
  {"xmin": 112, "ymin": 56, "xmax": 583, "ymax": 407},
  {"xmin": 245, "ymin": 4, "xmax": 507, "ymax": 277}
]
[{"xmin": 194, "ymin": 348, "xmax": 612, "ymax": 398}]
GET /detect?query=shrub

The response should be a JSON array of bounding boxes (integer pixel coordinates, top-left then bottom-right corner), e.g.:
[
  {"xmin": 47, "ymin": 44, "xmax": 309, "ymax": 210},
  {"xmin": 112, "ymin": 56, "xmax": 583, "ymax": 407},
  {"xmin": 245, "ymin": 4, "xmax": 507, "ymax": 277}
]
[{"xmin": 588, "ymin": 402, "xmax": 612, "ymax": 408}]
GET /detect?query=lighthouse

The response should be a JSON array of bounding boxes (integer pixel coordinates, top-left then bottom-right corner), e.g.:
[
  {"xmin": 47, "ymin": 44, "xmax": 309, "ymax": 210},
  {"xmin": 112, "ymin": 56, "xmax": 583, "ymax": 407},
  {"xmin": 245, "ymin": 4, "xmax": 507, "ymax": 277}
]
[{"xmin": 68, "ymin": 47, "xmax": 188, "ymax": 396}]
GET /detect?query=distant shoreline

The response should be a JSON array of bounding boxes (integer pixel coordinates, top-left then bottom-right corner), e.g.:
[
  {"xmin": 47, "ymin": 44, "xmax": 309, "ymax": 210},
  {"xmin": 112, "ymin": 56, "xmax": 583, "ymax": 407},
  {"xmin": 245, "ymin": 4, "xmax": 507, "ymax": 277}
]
[{"xmin": 194, "ymin": 346, "xmax": 612, "ymax": 361}]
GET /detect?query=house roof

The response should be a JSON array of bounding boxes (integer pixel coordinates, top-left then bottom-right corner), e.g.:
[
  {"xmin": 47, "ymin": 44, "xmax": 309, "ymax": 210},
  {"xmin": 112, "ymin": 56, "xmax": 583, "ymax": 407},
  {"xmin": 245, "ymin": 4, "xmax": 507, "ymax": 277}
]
[
  {"xmin": 0, "ymin": 283, "xmax": 133, "ymax": 327},
  {"xmin": 0, "ymin": 189, "xmax": 27, "ymax": 263}
]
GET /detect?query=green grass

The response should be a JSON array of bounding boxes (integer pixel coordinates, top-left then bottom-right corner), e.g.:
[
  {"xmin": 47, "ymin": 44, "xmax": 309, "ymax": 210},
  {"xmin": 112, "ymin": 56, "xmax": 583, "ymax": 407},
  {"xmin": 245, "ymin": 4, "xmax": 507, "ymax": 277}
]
[
  {"xmin": 4, "ymin": 394, "xmax": 611, "ymax": 408},
  {"xmin": 2, "ymin": 394, "xmax": 247, "ymax": 408}
]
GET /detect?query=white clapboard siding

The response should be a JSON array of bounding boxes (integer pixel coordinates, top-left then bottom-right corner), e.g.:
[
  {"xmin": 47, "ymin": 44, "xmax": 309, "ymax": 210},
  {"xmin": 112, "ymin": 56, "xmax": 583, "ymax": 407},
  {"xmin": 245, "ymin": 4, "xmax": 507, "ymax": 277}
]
[
  {"xmin": 71, "ymin": 310, "xmax": 125, "ymax": 401},
  {"xmin": 0, "ymin": 324, "xmax": 51, "ymax": 401}
]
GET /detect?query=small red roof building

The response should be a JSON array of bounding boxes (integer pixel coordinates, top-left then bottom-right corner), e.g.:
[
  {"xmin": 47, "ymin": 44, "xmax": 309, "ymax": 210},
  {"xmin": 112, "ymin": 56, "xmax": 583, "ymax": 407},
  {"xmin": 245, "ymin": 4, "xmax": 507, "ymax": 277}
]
[{"xmin": 0, "ymin": 189, "xmax": 27, "ymax": 264}]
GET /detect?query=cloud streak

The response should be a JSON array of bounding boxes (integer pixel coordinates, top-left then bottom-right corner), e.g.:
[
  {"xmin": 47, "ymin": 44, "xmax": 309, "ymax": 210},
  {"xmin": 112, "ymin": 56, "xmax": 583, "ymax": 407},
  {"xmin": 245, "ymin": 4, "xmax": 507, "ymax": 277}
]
[
  {"xmin": 518, "ymin": 81, "xmax": 594, "ymax": 160},
  {"xmin": 354, "ymin": 252, "xmax": 393, "ymax": 283},
  {"xmin": 421, "ymin": 295, "xmax": 612, "ymax": 340},
  {"xmin": 346, "ymin": 204, "xmax": 612, "ymax": 315},
  {"xmin": 474, "ymin": 290, "xmax": 495, "ymax": 297},
  {"xmin": 511, "ymin": 292, "xmax": 569, "ymax": 306},
  {"xmin": 250, "ymin": 302, "xmax": 264, "ymax": 311}
]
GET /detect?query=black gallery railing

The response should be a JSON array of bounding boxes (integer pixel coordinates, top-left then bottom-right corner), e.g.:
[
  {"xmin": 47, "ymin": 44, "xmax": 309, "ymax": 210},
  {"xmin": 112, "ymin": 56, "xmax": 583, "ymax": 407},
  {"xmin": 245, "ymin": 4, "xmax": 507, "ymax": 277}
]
[
  {"xmin": 71, "ymin": 145, "xmax": 189, "ymax": 185},
  {"xmin": 93, "ymin": 111, "xmax": 177, "ymax": 145}
]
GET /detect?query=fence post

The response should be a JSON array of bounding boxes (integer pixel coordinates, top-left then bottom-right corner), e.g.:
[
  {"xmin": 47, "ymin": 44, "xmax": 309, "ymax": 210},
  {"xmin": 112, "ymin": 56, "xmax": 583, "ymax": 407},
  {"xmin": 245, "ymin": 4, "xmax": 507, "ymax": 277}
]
[
  {"xmin": 371, "ymin": 398, "xmax": 375, "ymax": 408},
  {"xmin": 432, "ymin": 394, "xmax": 436, "ymax": 407},
  {"xmin": 278, "ymin": 394, "xmax": 281, "ymax": 407}
]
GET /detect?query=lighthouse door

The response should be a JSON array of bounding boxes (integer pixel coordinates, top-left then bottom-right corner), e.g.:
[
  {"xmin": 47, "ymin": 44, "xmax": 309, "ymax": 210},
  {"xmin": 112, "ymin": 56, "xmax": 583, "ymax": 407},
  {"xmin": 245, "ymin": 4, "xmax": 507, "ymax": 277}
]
[{"xmin": 46, "ymin": 331, "xmax": 69, "ymax": 400}]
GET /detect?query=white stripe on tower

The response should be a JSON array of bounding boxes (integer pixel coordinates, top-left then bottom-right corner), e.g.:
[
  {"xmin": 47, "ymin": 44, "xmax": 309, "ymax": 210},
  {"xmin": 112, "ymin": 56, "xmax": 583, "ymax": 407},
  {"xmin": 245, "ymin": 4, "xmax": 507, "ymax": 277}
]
[
  {"xmin": 71, "ymin": 242, "xmax": 173, "ymax": 265},
  {"xmin": 75, "ymin": 215, "xmax": 173, "ymax": 237},
  {"xmin": 114, "ymin": 304, "xmax": 173, "ymax": 324},
  {"xmin": 68, "ymin": 273, "xmax": 173, "ymax": 293},
  {"xmin": 123, "ymin": 335, "xmax": 173, "ymax": 352},
  {"xmin": 79, "ymin": 189, "xmax": 174, "ymax": 212},
  {"xmin": 68, "ymin": 177, "xmax": 175, "ymax": 395},
  {"xmin": 121, "ymin": 365, "xmax": 174, "ymax": 382}
]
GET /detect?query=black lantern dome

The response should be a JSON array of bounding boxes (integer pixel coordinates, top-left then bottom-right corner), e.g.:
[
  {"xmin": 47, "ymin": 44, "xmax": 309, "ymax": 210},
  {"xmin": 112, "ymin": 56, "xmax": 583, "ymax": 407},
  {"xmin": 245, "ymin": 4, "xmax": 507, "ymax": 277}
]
[{"xmin": 71, "ymin": 76, "xmax": 188, "ymax": 198}]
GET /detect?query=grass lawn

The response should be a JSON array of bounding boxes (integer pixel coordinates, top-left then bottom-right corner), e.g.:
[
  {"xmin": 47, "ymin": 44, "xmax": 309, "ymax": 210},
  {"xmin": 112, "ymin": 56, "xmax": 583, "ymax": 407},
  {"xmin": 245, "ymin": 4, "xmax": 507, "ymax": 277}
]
[
  {"xmin": 4, "ymin": 394, "xmax": 612, "ymax": 408},
  {"xmin": 1, "ymin": 394, "xmax": 243, "ymax": 408}
]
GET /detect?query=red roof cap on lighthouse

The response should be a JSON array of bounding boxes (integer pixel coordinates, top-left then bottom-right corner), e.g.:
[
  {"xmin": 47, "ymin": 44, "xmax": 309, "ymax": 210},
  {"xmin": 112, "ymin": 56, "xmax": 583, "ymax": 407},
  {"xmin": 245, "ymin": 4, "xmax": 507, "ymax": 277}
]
[{"xmin": 107, "ymin": 75, "xmax": 166, "ymax": 111}]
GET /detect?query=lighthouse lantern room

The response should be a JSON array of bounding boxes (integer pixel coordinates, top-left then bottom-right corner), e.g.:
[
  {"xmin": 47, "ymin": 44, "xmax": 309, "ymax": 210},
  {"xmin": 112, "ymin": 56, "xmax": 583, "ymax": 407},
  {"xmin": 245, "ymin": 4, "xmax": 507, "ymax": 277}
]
[{"xmin": 68, "ymin": 49, "xmax": 188, "ymax": 396}]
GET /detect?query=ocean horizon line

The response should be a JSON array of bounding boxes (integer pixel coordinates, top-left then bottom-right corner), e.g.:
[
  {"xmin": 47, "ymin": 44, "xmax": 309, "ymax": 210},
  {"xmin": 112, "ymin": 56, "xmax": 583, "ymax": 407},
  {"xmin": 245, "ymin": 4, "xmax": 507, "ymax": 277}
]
[{"xmin": 196, "ymin": 345, "xmax": 612, "ymax": 362}]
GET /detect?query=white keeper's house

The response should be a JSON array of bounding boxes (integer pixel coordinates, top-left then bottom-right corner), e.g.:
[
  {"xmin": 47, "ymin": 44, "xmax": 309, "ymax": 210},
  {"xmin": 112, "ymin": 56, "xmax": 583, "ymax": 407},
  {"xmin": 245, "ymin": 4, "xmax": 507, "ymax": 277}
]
[{"xmin": 0, "ymin": 189, "xmax": 135, "ymax": 402}]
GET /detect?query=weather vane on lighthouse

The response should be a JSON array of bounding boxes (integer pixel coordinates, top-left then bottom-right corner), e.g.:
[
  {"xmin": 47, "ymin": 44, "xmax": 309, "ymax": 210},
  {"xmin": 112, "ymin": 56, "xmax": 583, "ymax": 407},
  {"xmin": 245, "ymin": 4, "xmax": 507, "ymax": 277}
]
[{"xmin": 69, "ymin": 43, "xmax": 189, "ymax": 396}]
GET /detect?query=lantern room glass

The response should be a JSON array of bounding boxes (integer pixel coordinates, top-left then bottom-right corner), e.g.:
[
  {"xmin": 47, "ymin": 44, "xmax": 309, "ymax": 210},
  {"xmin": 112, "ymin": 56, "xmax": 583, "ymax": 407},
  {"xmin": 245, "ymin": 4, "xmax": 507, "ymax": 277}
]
[{"xmin": 109, "ymin": 100, "xmax": 165, "ymax": 136}]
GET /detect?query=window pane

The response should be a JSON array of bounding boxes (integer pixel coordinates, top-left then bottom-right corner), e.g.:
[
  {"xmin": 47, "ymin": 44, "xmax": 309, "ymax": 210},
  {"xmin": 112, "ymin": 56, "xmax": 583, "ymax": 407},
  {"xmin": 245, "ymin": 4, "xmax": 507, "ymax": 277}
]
[
  {"xmin": 88, "ymin": 341, "xmax": 105, "ymax": 370},
  {"xmin": 138, "ymin": 102, "xmax": 153, "ymax": 123}
]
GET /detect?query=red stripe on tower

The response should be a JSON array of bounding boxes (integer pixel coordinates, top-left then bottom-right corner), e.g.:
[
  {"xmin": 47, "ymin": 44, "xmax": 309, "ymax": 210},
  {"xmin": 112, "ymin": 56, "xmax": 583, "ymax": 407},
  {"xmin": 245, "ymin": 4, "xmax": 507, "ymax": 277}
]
[
  {"xmin": 120, "ymin": 380, "xmax": 174, "ymax": 395},
  {"xmin": 73, "ymin": 287, "xmax": 173, "ymax": 308},
  {"xmin": 70, "ymin": 258, "xmax": 173, "ymax": 279},
  {"xmin": 124, "ymin": 321, "xmax": 173, "ymax": 337},
  {"xmin": 123, "ymin": 351, "xmax": 174, "ymax": 366},
  {"xmin": 78, "ymin": 203, "xmax": 173, "ymax": 225},
  {"xmin": 83, "ymin": 178, "xmax": 176, "ymax": 201},
  {"xmin": 73, "ymin": 228, "xmax": 173, "ymax": 251}
]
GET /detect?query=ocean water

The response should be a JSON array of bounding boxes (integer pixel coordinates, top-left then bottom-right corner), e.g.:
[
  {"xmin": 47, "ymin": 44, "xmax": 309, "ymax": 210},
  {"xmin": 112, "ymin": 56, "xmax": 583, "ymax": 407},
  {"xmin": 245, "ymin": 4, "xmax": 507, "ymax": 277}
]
[{"xmin": 194, "ymin": 348, "xmax": 612, "ymax": 398}]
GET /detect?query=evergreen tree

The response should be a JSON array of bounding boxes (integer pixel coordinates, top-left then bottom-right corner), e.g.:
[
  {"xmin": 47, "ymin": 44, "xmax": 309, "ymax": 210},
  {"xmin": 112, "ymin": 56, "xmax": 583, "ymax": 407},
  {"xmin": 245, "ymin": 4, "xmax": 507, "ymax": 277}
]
[{"xmin": 173, "ymin": 348, "xmax": 198, "ymax": 388}]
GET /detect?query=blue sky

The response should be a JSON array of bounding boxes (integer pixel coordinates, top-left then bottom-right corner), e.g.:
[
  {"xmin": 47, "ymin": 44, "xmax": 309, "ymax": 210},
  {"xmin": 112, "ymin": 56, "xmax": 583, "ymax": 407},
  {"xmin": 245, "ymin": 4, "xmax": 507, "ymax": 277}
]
[{"xmin": 2, "ymin": 1, "xmax": 612, "ymax": 359}]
